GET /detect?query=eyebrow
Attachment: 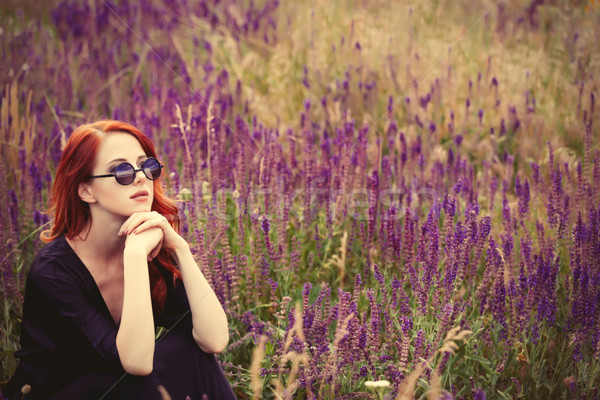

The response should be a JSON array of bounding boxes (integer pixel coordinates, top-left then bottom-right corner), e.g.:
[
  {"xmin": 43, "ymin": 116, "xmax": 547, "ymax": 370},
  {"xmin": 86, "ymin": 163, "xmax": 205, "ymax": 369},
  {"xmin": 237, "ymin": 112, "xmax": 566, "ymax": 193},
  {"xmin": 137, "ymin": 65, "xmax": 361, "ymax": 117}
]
[{"xmin": 104, "ymin": 155, "xmax": 148, "ymax": 167}]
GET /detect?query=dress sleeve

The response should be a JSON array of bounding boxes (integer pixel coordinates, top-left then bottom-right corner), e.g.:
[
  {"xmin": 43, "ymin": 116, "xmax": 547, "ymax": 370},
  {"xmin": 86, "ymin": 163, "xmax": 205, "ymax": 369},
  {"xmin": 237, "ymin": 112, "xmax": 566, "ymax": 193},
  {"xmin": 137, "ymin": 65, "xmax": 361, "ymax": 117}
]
[{"xmin": 29, "ymin": 254, "xmax": 121, "ymax": 366}]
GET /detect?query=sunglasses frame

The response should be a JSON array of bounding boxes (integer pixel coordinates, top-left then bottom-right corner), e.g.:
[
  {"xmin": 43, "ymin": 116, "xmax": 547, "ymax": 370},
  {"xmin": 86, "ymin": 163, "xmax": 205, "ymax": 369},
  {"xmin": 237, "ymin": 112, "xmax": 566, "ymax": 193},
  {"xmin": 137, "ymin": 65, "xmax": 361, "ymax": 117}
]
[{"xmin": 88, "ymin": 157, "xmax": 164, "ymax": 186}]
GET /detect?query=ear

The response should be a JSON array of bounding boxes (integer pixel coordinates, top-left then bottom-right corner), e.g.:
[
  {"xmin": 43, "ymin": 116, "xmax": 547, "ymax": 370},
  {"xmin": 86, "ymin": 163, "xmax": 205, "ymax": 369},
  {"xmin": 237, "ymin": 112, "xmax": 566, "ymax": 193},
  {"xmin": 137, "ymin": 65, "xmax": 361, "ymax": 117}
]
[{"xmin": 78, "ymin": 183, "xmax": 97, "ymax": 204}]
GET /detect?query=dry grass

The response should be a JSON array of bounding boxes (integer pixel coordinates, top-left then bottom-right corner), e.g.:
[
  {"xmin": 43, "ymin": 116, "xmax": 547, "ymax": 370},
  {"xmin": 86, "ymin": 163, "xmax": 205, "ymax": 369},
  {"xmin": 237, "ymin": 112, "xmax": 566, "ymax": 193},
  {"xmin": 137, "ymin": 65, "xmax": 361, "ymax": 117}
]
[
  {"xmin": 1, "ymin": 84, "xmax": 36, "ymax": 188},
  {"xmin": 166, "ymin": 0, "xmax": 599, "ymax": 172}
]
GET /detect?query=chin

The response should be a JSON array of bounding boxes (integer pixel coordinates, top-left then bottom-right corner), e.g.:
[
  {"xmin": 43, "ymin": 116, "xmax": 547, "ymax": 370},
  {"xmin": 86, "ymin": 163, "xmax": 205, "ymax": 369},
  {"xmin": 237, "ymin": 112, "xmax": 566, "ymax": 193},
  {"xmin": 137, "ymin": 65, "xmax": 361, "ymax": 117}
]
[{"xmin": 127, "ymin": 205, "xmax": 153, "ymax": 215}]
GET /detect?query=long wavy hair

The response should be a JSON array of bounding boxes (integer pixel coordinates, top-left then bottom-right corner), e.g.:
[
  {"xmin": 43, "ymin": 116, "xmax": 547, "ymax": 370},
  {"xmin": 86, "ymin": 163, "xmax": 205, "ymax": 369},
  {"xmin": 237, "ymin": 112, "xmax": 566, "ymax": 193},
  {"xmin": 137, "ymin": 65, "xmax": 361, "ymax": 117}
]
[{"xmin": 42, "ymin": 120, "xmax": 181, "ymax": 314}]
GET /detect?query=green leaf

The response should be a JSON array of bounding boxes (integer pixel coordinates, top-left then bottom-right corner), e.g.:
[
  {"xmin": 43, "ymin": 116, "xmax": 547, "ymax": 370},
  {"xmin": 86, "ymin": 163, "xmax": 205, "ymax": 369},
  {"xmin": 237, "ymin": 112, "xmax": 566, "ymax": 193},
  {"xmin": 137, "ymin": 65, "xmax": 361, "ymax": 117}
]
[{"xmin": 466, "ymin": 353, "xmax": 494, "ymax": 374}]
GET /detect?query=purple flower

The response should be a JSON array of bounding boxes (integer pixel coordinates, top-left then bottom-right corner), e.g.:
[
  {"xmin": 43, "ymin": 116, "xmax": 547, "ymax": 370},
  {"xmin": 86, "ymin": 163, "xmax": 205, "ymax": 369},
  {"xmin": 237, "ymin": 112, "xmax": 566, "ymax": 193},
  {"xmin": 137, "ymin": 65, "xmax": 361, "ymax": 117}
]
[
  {"xmin": 304, "ymin": 98, "xmax": 311, "ymax": 112},
  {"xmin": 372, "ymin": 263, "xmax": 385, "ymax": 288},
  {"xmin": 420, "ymin": 93, "xmax": 431, "ymax": 109},
  {"xmin": 479, "ymin": 216, "xmax": 492, "ymax": 241},
  {"xmin": 8, "ymin": 190, "xmax": 19, "ymax": 237},
  {"xmin": 519, "ymin": 178, "xmax": 530, "ymax": 217},
  {"xmin": 452, "ymin": 179, "xmax": 463, "ymax": 196},
  {"xmin": 401, "ymin": 315, "xmax": 413, "ymax": 335},
  {"xmin": 500, "ymin": 118, "xmax": 507, "ymax": 136},
  {"xmin": 303, "ymin": 282, "xmax": 312, "ymax": 306},
  {"xmin": 428, "ymin": 120, "xmax": 436, "ymax": 133},
  {"xmin": 444, "ymin": 195, "xmax": 456, "ymax": 217},
  {"xmin": 366, "ymin": 289, "xmax": 381, "ymax": 352},
  {"xmin": 427, "ymin": 215, "xmax": 439, "ymax": 284},
  {"xmin": 454, "ymin": 134, "xmax": 463, "ymax": 146},
  {"xmin": 473, "ymin": 389, "xmax": 487, "ymax": 400},
  {"xmin": 413, "ymin": 329, "xmax": 425, "ymax": 361},
  {"xmin": 502, "ymin": 193, "xmax": 511, "ymax": 225},
  {"xmin": 493, "ymin": 267, "xmax": 507, "ymax": 339},
  {"xmin": 367, "ymin": 171, "xmax": 379, "ymax": 245},
  {"xmin": 414, "ymin": 115, "xmax": 424, "ymax": 129},
  {"xmin": 390, "ymin": 275, "xmax": 401, "ymax": 307}
]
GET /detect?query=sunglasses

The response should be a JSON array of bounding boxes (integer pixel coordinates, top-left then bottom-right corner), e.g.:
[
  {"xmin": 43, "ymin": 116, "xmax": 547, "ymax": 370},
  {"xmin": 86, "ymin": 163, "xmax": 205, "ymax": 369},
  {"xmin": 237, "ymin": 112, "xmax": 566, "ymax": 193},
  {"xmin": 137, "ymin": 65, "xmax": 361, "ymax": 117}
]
[{"xmin": 88, "ymin": 157, "xmax": 163, "ymax": 185}]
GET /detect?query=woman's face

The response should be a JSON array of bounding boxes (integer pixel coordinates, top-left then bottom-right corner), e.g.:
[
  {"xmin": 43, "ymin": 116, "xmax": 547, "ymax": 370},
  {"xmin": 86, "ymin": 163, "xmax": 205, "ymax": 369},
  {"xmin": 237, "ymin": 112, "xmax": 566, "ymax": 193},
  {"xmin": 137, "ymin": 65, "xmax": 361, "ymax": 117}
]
[{"xmin": 85, "ymin": 131, "xmax": 155, "ymax": 219}]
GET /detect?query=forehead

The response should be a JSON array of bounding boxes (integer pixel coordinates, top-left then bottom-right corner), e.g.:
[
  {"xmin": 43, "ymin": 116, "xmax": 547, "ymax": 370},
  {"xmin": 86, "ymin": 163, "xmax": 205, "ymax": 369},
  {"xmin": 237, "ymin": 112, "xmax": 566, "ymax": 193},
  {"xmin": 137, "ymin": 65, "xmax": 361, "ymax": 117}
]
[{"xmin": 95, "ymin": 131, "xmax": 146, "ymax": 162}]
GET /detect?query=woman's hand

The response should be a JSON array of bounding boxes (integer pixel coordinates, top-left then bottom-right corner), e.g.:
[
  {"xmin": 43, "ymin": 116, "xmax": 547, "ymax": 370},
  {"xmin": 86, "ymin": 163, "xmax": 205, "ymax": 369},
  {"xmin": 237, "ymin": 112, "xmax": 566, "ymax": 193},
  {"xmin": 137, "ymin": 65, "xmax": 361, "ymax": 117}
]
[
  {"xmin": 119, "ymin": 211, "xmax": 187, "ymax": 260},
  {"xmin": 122, "ymin": 225, "xmax": 163, "ymax": 261}
]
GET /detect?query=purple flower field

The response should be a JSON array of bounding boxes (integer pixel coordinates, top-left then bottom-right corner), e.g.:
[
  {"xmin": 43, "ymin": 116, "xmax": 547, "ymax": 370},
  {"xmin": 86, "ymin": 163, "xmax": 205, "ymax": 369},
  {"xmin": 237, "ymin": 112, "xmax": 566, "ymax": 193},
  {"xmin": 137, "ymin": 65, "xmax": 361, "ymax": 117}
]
[{"xmin": 1, "ymin": 0, "xmax": 599, "ymax": 398}]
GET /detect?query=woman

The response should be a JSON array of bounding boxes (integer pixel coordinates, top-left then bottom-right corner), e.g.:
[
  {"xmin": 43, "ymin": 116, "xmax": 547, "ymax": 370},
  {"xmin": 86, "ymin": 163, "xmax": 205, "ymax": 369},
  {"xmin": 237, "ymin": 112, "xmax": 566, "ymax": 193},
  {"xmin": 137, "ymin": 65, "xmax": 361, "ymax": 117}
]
[{"xmin": 2, "ymin": 120, "xmax": 236, "ymax": 399}]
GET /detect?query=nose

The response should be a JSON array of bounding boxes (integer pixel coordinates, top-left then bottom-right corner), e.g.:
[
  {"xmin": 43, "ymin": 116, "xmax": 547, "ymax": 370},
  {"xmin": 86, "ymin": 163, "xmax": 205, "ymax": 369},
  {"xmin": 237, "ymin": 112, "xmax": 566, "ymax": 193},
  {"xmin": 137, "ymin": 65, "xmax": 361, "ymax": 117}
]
[{"xmin": 132, "ymin": 169, "xmax": 147, "ymax": 185}]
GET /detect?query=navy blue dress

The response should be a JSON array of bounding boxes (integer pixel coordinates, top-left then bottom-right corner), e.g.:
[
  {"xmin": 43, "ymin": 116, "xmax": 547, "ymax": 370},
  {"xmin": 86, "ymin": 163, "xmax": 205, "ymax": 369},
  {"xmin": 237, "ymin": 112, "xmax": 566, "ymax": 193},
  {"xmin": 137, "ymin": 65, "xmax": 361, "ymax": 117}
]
[{"xmin": 1, "ymin": 236, "xmax": 236, "ymax": 400}]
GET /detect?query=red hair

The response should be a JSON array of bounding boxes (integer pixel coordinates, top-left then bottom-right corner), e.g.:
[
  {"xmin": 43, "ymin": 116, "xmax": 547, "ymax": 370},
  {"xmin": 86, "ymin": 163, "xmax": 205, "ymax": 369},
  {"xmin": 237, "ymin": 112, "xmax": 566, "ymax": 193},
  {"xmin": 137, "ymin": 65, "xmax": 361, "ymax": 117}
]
[{"xmin": 42, "ymin": 120, "xmax": 182, "ymax": 314}]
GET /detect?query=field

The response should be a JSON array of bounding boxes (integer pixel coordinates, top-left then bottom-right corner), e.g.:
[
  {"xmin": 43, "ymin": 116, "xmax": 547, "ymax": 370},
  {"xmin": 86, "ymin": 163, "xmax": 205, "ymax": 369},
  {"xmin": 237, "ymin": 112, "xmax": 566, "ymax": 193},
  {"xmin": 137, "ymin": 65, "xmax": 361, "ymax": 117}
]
[{"xmin": 1, "ymin": 0, "xmax": 600, "ymax": 398}]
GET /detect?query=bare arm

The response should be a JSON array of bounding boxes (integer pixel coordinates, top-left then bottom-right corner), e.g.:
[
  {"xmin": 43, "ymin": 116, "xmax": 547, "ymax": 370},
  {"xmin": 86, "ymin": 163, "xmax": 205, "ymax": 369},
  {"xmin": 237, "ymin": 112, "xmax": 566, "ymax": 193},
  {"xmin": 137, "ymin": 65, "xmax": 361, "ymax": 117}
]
[
  {"xmin": 119, "ymin": 211, "xmax": 229, "ymax": 354},
  {"xmin": 116, "ymin": 228, "xmax": 163, "ymax": 375},
  {"xmin": 172, "ymin": 241, "xmax": 229, "ymax": 354}
]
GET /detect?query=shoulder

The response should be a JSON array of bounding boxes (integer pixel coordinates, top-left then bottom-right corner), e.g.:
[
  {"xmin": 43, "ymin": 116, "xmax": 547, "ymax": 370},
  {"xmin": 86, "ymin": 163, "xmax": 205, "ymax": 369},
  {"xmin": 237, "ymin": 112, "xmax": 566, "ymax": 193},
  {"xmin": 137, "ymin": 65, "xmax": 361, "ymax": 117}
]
[{"xmin": 28, "ymin": 236, "xmax": 80, "ymax": 285}]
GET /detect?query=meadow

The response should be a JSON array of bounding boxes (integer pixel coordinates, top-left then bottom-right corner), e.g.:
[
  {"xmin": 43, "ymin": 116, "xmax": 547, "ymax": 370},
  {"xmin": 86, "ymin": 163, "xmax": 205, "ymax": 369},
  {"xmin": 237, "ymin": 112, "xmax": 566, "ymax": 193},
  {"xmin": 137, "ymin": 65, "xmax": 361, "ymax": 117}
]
[{"xmin": 1, "ymin": 0, "xmax": 599, "ymax": 398}]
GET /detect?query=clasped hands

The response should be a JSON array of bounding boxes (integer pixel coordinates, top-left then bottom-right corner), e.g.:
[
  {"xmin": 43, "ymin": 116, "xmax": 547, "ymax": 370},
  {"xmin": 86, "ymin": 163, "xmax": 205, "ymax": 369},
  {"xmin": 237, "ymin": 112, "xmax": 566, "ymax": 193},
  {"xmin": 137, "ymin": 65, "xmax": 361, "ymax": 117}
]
[{"xmin": 118, "ymin": 211, "xmax": 186, "ymax": 261}]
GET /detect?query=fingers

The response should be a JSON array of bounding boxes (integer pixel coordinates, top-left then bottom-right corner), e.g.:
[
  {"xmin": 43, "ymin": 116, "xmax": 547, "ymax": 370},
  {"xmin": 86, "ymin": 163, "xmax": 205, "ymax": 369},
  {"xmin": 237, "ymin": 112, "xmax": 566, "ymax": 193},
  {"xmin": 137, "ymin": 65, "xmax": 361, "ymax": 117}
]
[
  {"xmin": 118, "ymin": 212, "xmax": 168, "ymax": 236},
  {"xmin": 130, "ymin": 218, "xmax": 168, "ymax": 235},
  {"xmin": 119, "ymin": 212, "xmax": 155, "ymax": 236},
  {"xmin": 124, "ymin": 225, "xmax": 163, "ymax": 257}
]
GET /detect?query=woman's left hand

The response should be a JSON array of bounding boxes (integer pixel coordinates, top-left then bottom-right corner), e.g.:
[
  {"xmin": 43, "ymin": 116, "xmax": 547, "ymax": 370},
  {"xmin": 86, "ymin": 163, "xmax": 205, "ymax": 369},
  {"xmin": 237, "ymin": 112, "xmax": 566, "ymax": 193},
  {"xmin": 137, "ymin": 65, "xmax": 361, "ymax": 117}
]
[{"xmin": 118, "ymin": 211, "xmax": 187, "ymax": 257}]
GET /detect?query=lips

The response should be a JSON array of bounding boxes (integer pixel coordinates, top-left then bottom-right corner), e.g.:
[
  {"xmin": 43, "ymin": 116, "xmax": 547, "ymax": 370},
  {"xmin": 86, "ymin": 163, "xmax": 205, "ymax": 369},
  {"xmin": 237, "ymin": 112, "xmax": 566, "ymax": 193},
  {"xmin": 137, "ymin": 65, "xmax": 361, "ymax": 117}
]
[{"xmin": 130, "ymin": 190, "xmax": 149, "ymax": 199}]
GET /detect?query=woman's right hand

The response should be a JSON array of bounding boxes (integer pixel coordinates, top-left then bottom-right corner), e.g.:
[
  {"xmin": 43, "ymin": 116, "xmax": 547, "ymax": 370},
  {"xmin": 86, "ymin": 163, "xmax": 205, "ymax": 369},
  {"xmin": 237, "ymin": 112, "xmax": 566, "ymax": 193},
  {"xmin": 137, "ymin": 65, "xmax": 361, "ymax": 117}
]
[{"xmin": 123, "ymin": 226, "xmax": 164, "ymax": 261}]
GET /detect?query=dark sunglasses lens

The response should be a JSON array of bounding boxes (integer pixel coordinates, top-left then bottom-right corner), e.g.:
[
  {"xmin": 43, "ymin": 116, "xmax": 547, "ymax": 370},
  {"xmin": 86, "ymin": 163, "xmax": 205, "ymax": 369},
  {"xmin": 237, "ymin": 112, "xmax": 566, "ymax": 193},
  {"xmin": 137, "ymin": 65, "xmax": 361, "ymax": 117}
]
[
  {"xmin": 114, "ymin": 163, "xmax": 135, "ymax": 185},
  {"xmin": 143, "ymin": 158, "xmax": 161, "ymax": 180}
]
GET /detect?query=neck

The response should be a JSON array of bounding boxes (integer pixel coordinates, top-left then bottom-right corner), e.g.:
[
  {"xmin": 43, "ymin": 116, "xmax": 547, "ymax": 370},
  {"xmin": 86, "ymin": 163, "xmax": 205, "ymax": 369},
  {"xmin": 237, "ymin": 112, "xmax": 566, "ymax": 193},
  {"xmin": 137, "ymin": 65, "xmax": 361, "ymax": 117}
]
[{"xmin": 68, "ymin": 215, "xmax": 127, "ymax": 264}]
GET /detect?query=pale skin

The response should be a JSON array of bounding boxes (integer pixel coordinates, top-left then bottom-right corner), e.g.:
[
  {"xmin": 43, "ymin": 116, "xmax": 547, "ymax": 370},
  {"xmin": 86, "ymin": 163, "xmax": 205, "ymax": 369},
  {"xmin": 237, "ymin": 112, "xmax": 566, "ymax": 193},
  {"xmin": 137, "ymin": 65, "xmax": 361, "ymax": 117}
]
[{"xmin": 67, "ymin": 131, "xmax": 228, "ymax": 376}]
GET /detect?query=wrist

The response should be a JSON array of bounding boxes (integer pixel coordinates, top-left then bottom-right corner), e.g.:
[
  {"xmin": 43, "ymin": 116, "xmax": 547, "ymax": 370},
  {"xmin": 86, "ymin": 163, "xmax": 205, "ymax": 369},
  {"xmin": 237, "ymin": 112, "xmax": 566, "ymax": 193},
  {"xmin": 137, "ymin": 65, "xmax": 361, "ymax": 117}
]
[
  {"xmin": 170, "ymin": 237, "xmax": 190, "ymax": 253},
  {"xmin": 123, "ymin": 246, "xmax": 148, "ymax": 260},
  {"xmin": 170, "ymin": 240, "xmax": 192, "ymax": 264}
]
